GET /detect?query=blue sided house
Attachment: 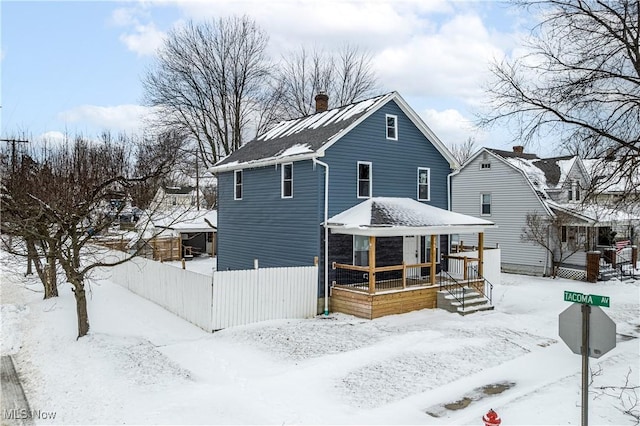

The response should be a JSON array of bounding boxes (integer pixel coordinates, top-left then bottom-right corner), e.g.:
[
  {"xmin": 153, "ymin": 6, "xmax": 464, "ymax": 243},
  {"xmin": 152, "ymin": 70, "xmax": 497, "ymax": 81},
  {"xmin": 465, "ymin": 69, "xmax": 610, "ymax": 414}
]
[{"xmin": 211, "ymin": 92, "xmax": 495, "ymax": 319}]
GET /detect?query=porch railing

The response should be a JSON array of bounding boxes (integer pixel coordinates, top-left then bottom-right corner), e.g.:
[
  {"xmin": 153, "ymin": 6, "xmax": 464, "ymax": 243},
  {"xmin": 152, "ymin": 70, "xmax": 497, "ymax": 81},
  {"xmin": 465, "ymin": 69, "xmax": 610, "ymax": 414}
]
[
  {"xmin": 438, "ymin": 265, "xmax": 493, "ymax": 311},
  {"xmin": 331, "ymin": 261, "xmax": 434, "ymax": 293}
]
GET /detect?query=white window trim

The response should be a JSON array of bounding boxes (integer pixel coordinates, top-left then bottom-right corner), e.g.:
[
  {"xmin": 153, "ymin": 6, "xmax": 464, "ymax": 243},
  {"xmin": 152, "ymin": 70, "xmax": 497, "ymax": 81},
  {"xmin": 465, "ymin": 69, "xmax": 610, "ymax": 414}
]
[
  {"xmin": 353, "ymin": 235, "xmax": 370, "ymax": 266},
  {"xmin": 357, "ymin": 161, "xmax": 372, "ymax": 199},
  {"xmin": 234, "ymin": 170, "xmax": 243, "ymax": 200},
  {"xmin": 417, "ymin": 167, "xmax": 430, "ymax": 201},
  {"xmin": 385, "ymin": 114, "xmax": 398, "ymax": 141},
  {"xmin": 281, "ymin": 162, "xmax": 293, "ymax": 199},
  {"xmin": 480, "ymin": 193, "xmax": 491, "ymax": 216}
]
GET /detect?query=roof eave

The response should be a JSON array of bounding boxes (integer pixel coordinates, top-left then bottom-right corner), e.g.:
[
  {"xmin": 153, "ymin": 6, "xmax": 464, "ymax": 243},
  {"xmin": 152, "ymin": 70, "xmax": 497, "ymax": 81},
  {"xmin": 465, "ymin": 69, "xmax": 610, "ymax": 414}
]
[
  {"xmin": 210, "ymin": 152, "xmax": 320, "ymax": 173},
  {"xmin": 326, "ymin": 223, "xmax": 496, "ymax": 237}
]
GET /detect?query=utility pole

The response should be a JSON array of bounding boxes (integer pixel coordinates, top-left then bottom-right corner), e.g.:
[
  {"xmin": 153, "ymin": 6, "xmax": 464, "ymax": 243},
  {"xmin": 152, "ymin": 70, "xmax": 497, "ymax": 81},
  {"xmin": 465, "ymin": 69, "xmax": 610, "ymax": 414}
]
[{"xmin": 1, "ymin": 138, "xmax": 29, "ymax": 173}]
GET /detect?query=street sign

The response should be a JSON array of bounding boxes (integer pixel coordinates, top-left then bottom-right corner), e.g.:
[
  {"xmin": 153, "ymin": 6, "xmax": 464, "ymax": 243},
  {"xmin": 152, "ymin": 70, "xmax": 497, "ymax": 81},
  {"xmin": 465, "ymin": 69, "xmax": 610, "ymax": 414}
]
[
  {"xmin": 564, "ymin": 290, "xmax": 610, "ymax": 307},
  {"xmin": 559, "ymin": 303, "xmax": 617, "ymax": 358}
]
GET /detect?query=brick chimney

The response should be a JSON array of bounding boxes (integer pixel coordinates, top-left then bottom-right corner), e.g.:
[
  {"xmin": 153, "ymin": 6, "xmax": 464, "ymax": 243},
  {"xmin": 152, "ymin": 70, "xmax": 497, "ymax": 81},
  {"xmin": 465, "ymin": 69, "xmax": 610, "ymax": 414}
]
[
  {"xmin": 513, "ymin": 145, "xmax": 525, "ymax": 154},
  {"xmin": 315, "ymin": 92, "xmax": 328, "ymax": 113}
]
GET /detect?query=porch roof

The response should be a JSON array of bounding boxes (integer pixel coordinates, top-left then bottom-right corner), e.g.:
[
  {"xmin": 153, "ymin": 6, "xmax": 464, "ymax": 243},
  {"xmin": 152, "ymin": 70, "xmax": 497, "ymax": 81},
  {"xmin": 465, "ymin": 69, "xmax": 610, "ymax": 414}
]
[{"xmin": 325, "ymin": 197, "xmax": 495, "ymax": 236}]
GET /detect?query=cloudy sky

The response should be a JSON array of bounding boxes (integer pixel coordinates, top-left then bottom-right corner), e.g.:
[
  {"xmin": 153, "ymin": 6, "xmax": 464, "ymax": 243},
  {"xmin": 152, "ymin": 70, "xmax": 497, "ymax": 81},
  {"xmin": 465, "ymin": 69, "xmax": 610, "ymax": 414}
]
[{"xmin": 1, "ymin": 0, "xmax": 549, "ymax": 155}]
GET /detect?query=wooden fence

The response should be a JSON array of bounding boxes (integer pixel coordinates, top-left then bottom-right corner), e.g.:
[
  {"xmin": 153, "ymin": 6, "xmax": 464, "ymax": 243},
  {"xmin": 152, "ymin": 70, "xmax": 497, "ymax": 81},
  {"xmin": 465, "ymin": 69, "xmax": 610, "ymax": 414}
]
[{"xmin": 105, "ymin": 251, "xmax": 318, "ymax": 332}]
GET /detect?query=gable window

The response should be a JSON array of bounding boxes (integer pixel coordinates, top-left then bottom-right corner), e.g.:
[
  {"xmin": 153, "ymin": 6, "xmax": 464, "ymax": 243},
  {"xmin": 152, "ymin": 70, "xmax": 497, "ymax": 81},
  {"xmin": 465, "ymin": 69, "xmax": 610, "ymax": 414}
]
[
  {"xmin": 480, "ymin": 193, "xmax": 491, "ymax": 215},
  {"xmin": 573, "ymin": 180, "xmax": 580, "ymax": 201},
  {"xmin": 354, "ymin": 235, "xmax": 370, "ymax": 266},
  {"xmin": 386, "ymin": 114, "xmax": 398, "ymax": 140},
  {"xmin": 234, "ymin": 170, "xmax": 243, "ymax": 200},
  {"xmin": 417, "ymin": 167, "xmax": 430, "ymax": 201},
  {"xmin": 357, "ymin": 161, "xmax": 372, "ymax": 198},
  {"xmin": 281, "ymin": 163, "xmax": 293, "ymax": 198}
]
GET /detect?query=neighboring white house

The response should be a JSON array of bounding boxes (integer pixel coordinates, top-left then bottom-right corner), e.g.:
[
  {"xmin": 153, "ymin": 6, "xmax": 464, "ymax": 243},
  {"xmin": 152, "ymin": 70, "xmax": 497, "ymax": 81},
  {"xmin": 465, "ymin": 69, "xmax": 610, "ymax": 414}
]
[
  {"xmin": 150, "ymin": 186, "xmax": 205, "ymax": 211},
  {"xmin": 135, "ymin": 208, "xmax": 218, "ymax": 259},
  {"xmin": 451, "ymin": 146, "xmax": 638, "ymax": 276}
]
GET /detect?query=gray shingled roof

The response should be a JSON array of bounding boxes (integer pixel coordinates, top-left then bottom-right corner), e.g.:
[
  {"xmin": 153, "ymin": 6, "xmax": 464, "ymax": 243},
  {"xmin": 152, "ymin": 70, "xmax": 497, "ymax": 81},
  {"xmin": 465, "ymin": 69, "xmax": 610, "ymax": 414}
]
[
  {"xmin": 214, "ymin": 93, "xmax": 392, "ymax": 168},
  {"xmin": 486, "ymin": 148, "xmax": 539, "ymax": 160},
  {"xmin": 530, "ymin": 156, "xmax": 574, "ymax": 187}
]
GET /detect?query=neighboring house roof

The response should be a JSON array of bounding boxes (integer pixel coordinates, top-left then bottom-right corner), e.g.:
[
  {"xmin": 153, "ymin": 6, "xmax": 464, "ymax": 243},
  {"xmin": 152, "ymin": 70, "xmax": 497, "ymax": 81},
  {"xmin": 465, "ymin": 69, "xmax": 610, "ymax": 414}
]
[
  {"xmin": 464, "ymin": 147, "xmax": 635, "ymax": 225},
  {"xmin": 582, "ymin": 157, "xmax": 639, "ymax": 195},
  {"xmin": 211, "ymin": 91, "xmax": 457, "ymax": 173},
  {"xmin": 486, "ymin": 148, "xmax": 539, "ymax": 161},
  {"xmin": 137, "ymin": 209, "xmax": 217, "ymax": 240},
  {"xmin": 326, "ymin": 197, "xmax": 495, "ymax": 236},
  {"xmin": 528, "ymin": 156, "xmax": 576, "ymax": 189},
  {"xmin": 548, "ymin": 200, "xmax": 640, "ymax": 225}
]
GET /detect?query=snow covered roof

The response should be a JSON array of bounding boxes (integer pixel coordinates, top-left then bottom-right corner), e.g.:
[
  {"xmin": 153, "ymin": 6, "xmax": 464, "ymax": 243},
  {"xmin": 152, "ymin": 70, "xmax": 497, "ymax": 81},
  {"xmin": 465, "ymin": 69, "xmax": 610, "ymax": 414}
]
[
  {"xmin": 547, "ymin": 201, "xmax": 640, "ymax": 225},
  {"xmin": 211, "ymin": 92, "xmax": 457, "ymax": 173},
  {"xmin": 145, "ymin": 209, "xmax": 217, "ymax": 233},
  {"xmin": 326, "ymin": 197, "xmax": 495, "ymax": 236}
]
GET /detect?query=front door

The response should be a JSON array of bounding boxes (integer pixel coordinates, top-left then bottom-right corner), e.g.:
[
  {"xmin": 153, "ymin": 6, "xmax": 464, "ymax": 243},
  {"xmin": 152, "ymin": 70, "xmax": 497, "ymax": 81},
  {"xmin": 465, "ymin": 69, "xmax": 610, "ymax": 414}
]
[{"xmin": 403, "ymin": 236, "xmax": 420, "ymax": 279}]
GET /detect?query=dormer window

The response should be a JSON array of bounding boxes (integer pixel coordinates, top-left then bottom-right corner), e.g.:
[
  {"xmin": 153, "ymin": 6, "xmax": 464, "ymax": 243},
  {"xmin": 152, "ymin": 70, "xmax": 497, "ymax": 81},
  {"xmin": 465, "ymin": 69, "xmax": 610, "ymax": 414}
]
[
  {"xmin": 386, "ymin": 114, "xmax": 398, "ymax": 140},
  {"xmin": 569, "ymin": 180, "xmax": 580, "ymax": 202}
]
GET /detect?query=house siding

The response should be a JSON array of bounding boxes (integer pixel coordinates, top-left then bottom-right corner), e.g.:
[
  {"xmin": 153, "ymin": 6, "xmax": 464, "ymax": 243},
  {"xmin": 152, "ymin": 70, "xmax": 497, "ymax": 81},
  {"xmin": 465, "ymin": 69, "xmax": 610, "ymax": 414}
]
[
  {"xmin": 452, "ymin": 152, "xmax": 550, "ymax": 275},
  {"xmin": 216, "ymin": 160, "xmax": 321, "ymax": 270},
  {"xmin": 323, "ymin": 100, "xmax": 451, "ymax": 216}
]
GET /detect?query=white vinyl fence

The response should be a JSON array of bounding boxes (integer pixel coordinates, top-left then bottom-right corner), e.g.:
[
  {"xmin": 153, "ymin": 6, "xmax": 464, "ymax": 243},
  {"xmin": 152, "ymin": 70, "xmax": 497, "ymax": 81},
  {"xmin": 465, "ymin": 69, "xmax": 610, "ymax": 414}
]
[
  {"xmin": 447, "ymin": 247, "xmax": 501, "ymax": 287},
  {"xmin": 105, "ymin": 251, "xmax": 318, "ymax": 332}
]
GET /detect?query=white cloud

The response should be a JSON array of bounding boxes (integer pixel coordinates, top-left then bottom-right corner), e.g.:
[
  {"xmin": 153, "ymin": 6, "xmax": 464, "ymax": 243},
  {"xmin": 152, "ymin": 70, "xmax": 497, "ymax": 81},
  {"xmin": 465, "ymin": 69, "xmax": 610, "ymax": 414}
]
[
  {"xmin": 111, "ymin": 6, "xmax": 165, "ymax": 56},
  {"xmin": 36, "ymin": 131, "xmax": 67, "ymax": 145},
  {"xmin": 420, "ymin": 108, "xmax": 485, "ymax": 147},
  {"xmin": 375, "ymin": 14, "xmax": 504, "ymax": 103},
  {"xmin": 119, "ymin": 23, "xmax": 165, "ymax": 56},
  {"xmin": 58, "ymin": 104, "xmax": 152, "ymax": 134}
]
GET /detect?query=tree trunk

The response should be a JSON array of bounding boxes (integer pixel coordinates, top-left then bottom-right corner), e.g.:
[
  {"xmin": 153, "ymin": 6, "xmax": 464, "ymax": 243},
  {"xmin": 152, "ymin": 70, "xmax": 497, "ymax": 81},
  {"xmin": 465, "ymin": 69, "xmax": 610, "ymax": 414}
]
[
  {"xmin": 71, "ymin": 280, "xmax": 90, "ymax": 338},
  {"xmin": 44, "ymin": 260, "xmax": 59, "ymax": 299},
  {"xmin": 25, "ymin": 238, "xmax": 37, "ymax": 276}
]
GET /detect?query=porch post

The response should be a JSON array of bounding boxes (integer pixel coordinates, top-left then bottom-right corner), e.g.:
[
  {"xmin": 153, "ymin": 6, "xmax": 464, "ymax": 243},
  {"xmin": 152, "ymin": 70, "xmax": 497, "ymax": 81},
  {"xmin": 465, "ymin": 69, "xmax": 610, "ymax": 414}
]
[
  {"xmin": 478, "ymin": 232, "xmax": 484, "ymax": 277},
  {"xmin": 430, "ymin": 235, "xmax": 437, "ymax": 285},
  {"xmin": 368, "ymin": 236, "xmax": 376, "ymax": 294}
]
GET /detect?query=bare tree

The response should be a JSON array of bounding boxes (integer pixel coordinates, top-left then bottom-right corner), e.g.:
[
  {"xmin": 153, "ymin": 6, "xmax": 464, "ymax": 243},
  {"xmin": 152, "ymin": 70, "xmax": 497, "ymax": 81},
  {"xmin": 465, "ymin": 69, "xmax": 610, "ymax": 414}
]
[
  {"xmin": 521, "ymin": 211, "xmax": 587, "ymax": 277},
  {"xmin": 1, "ymin": 132, "xmax": 181, "ymax": 338},
  {"xmin": 481, "ymin": 0, "xmax": 640, "ymax": 202},
  {"xmin": 276, "ymin": 44, "xmax": 378, "ymax": 118},
  {"xmin": 143, "ymin": 16, "xmax": 270, "ymax": 167},
  {"xmin": 590, "ymin": 366, "xmax": 640, "ymax": 424},
  {"xmin": 449, "ymin": 137, "xmax": 477, "ymax": 166}
]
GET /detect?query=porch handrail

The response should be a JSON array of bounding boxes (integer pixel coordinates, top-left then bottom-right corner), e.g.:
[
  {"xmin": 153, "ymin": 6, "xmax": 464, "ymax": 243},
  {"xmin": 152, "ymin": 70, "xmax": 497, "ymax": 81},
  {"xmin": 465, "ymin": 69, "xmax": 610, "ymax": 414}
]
[
  {"xmin": 332, "ymin": 262, "xmax": 433, "ymax": 273},
  {"xmin": 469, "ymin": 265, "xmax": 494, "ymax": 305},
  {"xmin": 443, "ymin": 254, "xmax": 481, "ymax": 262},
  {"xmin": 438, "ymin": 269, "xmax": 468, "ymax": 311}
]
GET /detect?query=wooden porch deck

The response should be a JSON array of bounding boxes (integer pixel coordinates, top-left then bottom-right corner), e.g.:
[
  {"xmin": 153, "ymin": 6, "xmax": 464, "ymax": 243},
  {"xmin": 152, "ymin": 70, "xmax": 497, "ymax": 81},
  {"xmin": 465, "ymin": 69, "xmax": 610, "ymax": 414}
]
[{"xmin": 330, "ymin": 284, "xmax": 440, "ymax": 319}]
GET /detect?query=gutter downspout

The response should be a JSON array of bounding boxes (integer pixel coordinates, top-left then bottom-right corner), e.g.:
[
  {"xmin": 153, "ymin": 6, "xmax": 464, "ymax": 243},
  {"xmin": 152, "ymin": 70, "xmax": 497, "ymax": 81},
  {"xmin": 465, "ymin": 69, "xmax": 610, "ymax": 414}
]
[
  {"xmin": 313, "ymin": 158, "xmax": 330, "ymax": 316},
  {"xmin": 447, "ymin": 169, "xmax": 456, "ymax": 254}
]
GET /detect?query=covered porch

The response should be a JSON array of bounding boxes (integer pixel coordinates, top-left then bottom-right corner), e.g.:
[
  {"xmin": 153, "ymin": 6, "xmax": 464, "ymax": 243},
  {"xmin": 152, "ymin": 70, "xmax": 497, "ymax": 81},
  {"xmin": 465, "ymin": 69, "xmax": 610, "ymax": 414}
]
[{"xmin": 325, "ymin": 198, "xmax": 495, "ymax": 319}]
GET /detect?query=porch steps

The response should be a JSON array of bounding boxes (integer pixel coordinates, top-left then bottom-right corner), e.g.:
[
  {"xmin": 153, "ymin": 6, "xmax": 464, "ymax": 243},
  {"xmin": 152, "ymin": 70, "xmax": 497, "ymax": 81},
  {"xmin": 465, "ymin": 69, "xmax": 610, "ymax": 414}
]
[{"xmin": 437, "ymin": 287, "xmax": 494, "ymax": 316}]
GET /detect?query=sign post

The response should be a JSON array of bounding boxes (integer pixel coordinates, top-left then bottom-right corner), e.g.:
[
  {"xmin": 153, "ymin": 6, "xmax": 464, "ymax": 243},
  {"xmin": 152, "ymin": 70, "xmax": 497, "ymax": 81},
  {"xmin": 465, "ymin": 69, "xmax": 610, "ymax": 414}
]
[{"xmin": 559, "ymin": 291, "xmax": 616, "ymax": 426}]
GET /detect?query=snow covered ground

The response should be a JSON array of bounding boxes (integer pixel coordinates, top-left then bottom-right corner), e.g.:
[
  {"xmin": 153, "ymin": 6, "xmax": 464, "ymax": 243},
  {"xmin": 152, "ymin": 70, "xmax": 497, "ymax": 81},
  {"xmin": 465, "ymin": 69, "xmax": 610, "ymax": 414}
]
[{"xmin": 1, "ymin": 249, "xmax": 639, "ymax": 425}]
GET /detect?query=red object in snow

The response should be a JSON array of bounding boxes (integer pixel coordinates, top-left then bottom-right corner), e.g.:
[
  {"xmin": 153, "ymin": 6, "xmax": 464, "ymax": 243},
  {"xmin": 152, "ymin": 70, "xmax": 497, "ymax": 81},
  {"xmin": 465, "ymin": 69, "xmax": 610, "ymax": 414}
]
[{"xmin": 482, "ymin": 409, "xmax": 501, "ymax": 426}]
